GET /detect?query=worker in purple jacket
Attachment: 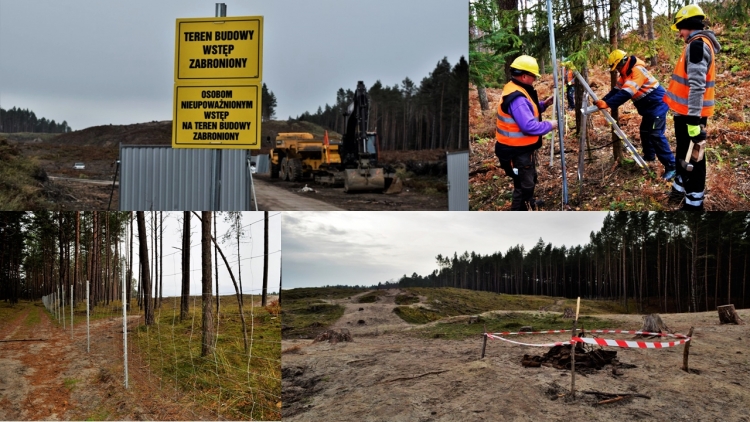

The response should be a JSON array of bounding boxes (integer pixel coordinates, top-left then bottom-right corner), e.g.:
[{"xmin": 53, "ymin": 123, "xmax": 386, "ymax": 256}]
[{"xmin": 495, "ymin": 55, "xmax": 558, "ymax": 210}]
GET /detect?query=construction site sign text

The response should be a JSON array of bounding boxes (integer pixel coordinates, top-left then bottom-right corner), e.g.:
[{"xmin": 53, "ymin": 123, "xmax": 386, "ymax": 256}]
[
  {"xmin": 172, "ymin": 84, "xmax": 261, "ymax": 149},
  {"xmin": 175, "ymin": 16, "xmax": 263, "ymax": 81}
]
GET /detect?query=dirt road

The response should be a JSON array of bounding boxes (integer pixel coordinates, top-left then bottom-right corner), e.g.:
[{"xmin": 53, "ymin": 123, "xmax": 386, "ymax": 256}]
[
  {"xmin": 255, "ymin": 175, "xmax": 448, "ymax": 211},
  {"xmin": 253, "ymin": 177, "xmax": 343, "ymax": 210},
  {"xmin": 0, "ymin": 302, "xmax": 208, "ymax": 420},
  {"xmin": 282, "ymin": 295, "xmax": 750, "ymax": 421}
]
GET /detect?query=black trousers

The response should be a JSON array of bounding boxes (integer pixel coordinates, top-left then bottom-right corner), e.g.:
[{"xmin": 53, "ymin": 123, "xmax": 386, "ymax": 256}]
[
  {"xmin": 495, "ymin": 143, "xmax": 538, "ymax": 211},
  {"xmin": 672, "ymin": 114, "xmax": 707, "ymax": 208}
]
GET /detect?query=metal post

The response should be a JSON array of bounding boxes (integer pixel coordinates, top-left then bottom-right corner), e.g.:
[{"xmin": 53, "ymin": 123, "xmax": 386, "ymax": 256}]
[
  {"xmin": 248, "ymin": 157, "xmax": 258, "ymax": 211},
  {"xmin": 212, "ymin": 3, "xmax": 227, "ymax": 211},
  {"xmin": 572, "ymin": 70, "xmax": 648, "ymax": 168},
  {"xmin": 123, "ymin": 267, "xmax": 129, "ymax": 389},
  {"xmin": 578, "ymin": 95, "xmax": 588, "ymax": 199},
  {"xmin": 71, "ymin": 284, "xmax": 74, "ymax": 339},
  {"xmin": 546, "ymin": 0, "xmax": 568, "ymax": 207},
  {"xmin": 86, "ymin": 280, "xmax": 90, "ymax": 353}
]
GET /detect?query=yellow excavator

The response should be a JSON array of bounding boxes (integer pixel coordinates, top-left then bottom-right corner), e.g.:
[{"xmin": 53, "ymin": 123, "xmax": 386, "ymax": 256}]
[{"xmin": 270, "ymin": 81, "xmax": 392, "ymax": 192}]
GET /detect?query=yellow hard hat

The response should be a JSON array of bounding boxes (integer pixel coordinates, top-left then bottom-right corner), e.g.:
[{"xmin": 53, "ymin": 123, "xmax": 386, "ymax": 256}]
[
  {"xmin": 510, "ymin": 55, "xmax": 541, "ymax": 78},
  {"xmin": 607, "ymin": 50, "xmax": 628, "ymax": 71},
  {"xmin": 671, "ymin": 4, "xmax": 705, "ymax": 31}
]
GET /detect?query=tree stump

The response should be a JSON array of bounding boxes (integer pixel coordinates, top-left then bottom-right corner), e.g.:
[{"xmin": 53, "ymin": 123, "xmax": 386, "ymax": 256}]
[
  {"xmin": 717, "ymin": 305, "xmax": 744, "ymax": 325},
  {"xmin": 313, "ymin": 328, "xmax": 353, "ymax": 344},
  {"xmin": 641, "ymin": 314, "xmax": 669, "ymax": 334}
]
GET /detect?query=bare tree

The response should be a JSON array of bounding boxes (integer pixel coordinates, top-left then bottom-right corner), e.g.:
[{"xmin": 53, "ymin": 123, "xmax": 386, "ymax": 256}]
[
  {"xmin": 201, "ymin": 211, "xmax": 215, "ymax": 357},
  {"xmin": 262, "ymin": 211, "xmax": 269, "ymax": 306},
  {"xmin": 181, "ymin": 211, "xmax": 190, "ymax": 321},
  {"xmin": 137, "ymin": 212, "xmax": 153, "ymax": 325}
]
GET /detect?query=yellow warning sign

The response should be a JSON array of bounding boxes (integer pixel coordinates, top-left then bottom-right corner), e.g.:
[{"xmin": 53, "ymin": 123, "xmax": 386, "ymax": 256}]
[
  {"xmin": 175, "ymin": 16, "xmax": 263, "ymax": 81},
  {"xmin": 172, "ymin": 83, "xmax": 261, "ymax": 149}
]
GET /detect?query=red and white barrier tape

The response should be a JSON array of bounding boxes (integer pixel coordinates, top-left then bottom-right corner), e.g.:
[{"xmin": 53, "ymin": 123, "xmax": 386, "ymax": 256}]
[
  {"xmin": 586, "ymin": 329, "xmax": 689, "ymax": 339},
  {"xmin": 485, "ymin": 333, "xmax": 572, "ymax": 347},
  {"xmin": 490, "ymin": 329, "xmax": 572, "ymax": 336},
  {"xmin": 571, "ymin": 336, "xmax": 689, "ymax": 348},
  {"xmin": 489, "ymin": 329, "xmax": 689, "ymax": 339},
  {"xmin": 484, "ymin": 330, "xmax": 691, "ymax": 349}
]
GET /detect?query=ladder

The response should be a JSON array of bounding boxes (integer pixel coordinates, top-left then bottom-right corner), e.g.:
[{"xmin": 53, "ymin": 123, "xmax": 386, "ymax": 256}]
[{"xmin": 572, "ymin": 70, "xmax": 648, "ymax": 168}]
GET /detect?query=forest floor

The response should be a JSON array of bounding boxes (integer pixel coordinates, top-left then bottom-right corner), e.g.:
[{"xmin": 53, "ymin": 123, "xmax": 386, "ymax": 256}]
[
  {"xmin": 469, "ymin": 67, "xmax": 750, "ymax": 211},
  {"xmin": 0, "ymin": 300, "xmax": 213, "ymax": 420},
  {"xmin": 282, "ymin": 289, "xmax": 750, "ymax": 421}
]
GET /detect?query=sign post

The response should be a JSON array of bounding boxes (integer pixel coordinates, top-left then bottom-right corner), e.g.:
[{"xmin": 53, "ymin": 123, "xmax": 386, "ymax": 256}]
[{"xmin": 172, "ymin": 4, "xmax": 263, "ymax": 210}]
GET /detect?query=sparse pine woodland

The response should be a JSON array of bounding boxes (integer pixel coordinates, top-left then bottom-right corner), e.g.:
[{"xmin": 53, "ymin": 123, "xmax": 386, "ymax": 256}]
[
  {"xmin": 389, "ymin": 212, "xmax": 750, "ymax": 314},
  {"xmin": 0, "ymin": 211, "xmax": 280, "ymax": 421}
]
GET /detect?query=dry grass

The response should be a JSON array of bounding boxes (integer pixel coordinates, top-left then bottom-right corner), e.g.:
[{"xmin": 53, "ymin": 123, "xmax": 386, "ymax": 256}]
[{"xmin": 128, "ymin": 295, "xmax": 280, "ymax": 420}]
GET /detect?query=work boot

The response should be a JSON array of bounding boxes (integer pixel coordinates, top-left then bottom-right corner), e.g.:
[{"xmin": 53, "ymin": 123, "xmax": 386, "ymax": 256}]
[
  {"xmin": 662, "ymin": 167, "xmax": 676, "ymax": 181},
  {"xmin": 679, "ymin": 203, "xmax": 704, "ymax": 212},
  {"xmin": 525, "ymin": 199, "xmax": 545, "ymax": 211},
  {"xmin": 668, "ymin": 187, "xmax": 684, "ymax": 205}
]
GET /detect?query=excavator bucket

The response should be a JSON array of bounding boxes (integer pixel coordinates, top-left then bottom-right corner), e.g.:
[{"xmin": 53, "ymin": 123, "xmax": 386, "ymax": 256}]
[{"xmin": 343, "ymin": 168, "xmax": 385, "ymax": 193}]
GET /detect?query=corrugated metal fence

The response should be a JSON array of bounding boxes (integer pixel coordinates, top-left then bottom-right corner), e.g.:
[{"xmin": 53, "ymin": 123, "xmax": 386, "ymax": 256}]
[
  {"xmin": 447, "ymin": 151, "xmax": 469, "ymax": 211},
  {"xmin": 119, "ymin": 145, "xmax": 252, "ymax": 210}
]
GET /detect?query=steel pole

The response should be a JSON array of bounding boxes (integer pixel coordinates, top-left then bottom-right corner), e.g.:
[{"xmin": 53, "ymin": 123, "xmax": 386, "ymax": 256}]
[
  {"xmin": 546, "ymin": 0, "xmax": 568, "ymax": 207},
  {"xmin": 123, "ymin": 265, "xmax": 128, "ymax": 389},
  {"xmin": 212, "ymin": 3, "xmax": 227, "ymax": 211}
]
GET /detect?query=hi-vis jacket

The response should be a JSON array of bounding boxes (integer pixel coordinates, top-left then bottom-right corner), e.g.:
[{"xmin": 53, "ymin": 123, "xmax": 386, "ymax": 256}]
[
  {"xmin": 664, "ymin": 30, "xmax": 721, "ymax": 119},
  {"xmin": 496, "ymin": 81, "xmax": 543, "ymax": 147},
  {"xmin": 602, "ymin": 56, "xmax": 668, "ymax": 117}
]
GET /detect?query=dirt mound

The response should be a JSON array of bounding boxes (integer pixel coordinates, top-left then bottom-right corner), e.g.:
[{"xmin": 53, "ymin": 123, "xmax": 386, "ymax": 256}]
[
  {"xmin": 522, "ymin": 343, "xmax": 620, "ymax": 374},
  {"xmin": 50, "ymin": 121, "xmax": 172, "ymax": 147}
]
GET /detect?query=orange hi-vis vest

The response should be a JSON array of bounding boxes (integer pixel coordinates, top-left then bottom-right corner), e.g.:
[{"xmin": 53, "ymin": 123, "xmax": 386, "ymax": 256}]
[
  {"xmin": 617, "ymin": 58, "xmax": 660, "ymax": 101},
  {"xmin": 495, "ymin": 81, "xmax": 540, "ymax": 147},
  {"xmin": 664, "ymin": 35, "xmax": 716, "ymax": 117}
]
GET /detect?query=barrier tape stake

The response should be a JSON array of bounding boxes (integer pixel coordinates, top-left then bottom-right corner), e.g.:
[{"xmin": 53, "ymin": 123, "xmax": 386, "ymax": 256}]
[
  {"xmin": 481, "ymin": 333, "xmax": 488, "ymax": 359},
  {"xmin": 681, "ymin": 326, "xmax": 694, "ymax": 372},
  {"xmin": 571, "ymin": 297, "xmax": 580, "ymax": 396}
]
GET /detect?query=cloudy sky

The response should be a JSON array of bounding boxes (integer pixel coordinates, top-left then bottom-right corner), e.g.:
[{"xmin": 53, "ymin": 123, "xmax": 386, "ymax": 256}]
[
  {"xmin": 124, "ymin": 211, "xmax": 281, "ymax": 298},
  {"xmin": 282, "ymin": 211, "xmax": 610, "ymax": 289},
  {"xmin": 0, "ymin": 0, "xmax": 467, "ymax": 131}
]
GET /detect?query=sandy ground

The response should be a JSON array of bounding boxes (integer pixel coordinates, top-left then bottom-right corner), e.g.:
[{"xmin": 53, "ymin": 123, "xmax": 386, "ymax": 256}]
[
  {"xmin": 282, "ymin": 296, "xmax": 750, "ymax": 421},
  {"xmin": 0, "ymin": 303, "xmax": 210, "ymax": 420}
]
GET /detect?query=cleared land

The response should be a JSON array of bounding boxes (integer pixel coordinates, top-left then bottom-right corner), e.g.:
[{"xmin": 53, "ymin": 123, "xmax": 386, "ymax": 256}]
[{"xmin": 282, "ymin": 287, "xmax": 750, "ymax": 421}]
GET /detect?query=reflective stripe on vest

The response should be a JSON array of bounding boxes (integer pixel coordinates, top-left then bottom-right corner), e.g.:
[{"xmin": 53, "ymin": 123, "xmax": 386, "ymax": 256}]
[
  {"xmin": 495, "ymin": 81, "xmax": 540, "ymax": 147},
  {"xmin": 664, "ymin": 35, "xmax": 716, "ymax": 117},
  {"xmin": 616, "ymin": 59, "xmax": 660, "ymax": 102}
]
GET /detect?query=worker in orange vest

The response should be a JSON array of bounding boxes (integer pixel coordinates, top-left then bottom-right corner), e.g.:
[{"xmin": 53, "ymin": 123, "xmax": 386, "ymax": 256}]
[
  {"xmin": 596, "ymin": 50, "xmax": 676, "ymax": 181},
  {"xmin": 564, "ymin": 66, "xmax": 575, "ymax": 111},
  {"xmin": 664, "ymin": 4, "xmax": 721, "ymax": 210},
  {"xmin": 495, "ymin": 55, "xmax": 558, "ymax": 210}
]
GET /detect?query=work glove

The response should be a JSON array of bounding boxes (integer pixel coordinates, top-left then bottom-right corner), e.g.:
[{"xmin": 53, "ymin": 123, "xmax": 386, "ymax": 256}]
[
  {"xmin": 542, "ymin": 97, "xmax": 554, "ymax": 109},
  {"xmin": 595, "ymin": 100, "xmax": 609, "ymax": 109},
  {"xmin": 687, "ymin": 124, "xmax": 707, "ymax": 142}
]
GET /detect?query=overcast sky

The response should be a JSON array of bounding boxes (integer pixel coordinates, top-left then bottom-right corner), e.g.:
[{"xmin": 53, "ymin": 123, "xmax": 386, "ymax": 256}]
[
  {"xmin": 282, "ymin": 211, "xmax": 610, "ymax": 289},
  {"xmin": 124, "ymin": 211, "xmax": 281, "ymax": 298},
  {"xmin": 0, "ymin": 0, "xmax": 467, "ymax": 131}
]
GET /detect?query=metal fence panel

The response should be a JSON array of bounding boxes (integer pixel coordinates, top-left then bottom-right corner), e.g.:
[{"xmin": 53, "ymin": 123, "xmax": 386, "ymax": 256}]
[
  {"xmin": 447, "ymin": 151, "xmax": 469, "ymax": 211},
  {"xmin": 120, "ymin": 145, "xmax": 250, "ymax": 210},
  {"xmin": 253, "ymin": 154, "xmax": 270, "ymax": 174}
]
